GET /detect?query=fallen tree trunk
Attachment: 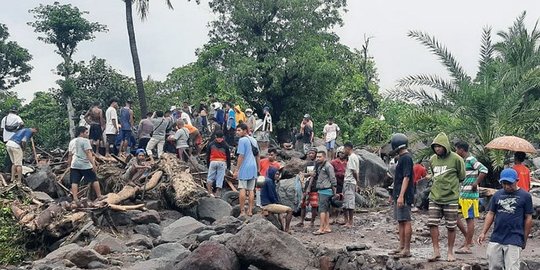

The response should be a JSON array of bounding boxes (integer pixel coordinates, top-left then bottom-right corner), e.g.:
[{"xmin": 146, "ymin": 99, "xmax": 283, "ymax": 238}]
[
  {"xmin": 158, "ymin": 153, "xmax": 207, "ymax": 209},
  {"xmin": 104, "ymin": 171, "xmax": 163, "ymax": 206}
]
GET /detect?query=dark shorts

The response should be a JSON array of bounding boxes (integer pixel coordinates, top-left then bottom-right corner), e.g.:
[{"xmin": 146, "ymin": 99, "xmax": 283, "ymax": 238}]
[
  {"xmin": 393, "ymin": 203, "xmax": 412, "ymax": 222},
  {"xmin": 89, "ymin": 124, "xmax": 103, "ymax": 141},
  {"xmin": 70, "ymin": 168, "xmax": 97, "ymax": 185},
  {"xmin": 119, "ymin": 130, "xmax": 132, "ymax": 141},
  {"xmin": 106, "ymin": 134, "xmax": 116, "ymax": 145},
  {"xmin": 318, "ymin": 193, "xmax": 332, "ymax": 213},
  {"xmin": 138, "ymin": 138, "xmax": 150, "ymax": 151}
]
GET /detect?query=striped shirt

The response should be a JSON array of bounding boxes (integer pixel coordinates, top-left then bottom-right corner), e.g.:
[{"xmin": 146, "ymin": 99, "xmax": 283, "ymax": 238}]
[{"xmin": 460, "ymin": 155, "xmax": 488, "ymax": 199}]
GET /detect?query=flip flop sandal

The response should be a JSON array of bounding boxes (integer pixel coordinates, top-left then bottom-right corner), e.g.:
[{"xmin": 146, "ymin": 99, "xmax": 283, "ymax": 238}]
[
  {"xmin": 455, "ymin": 249, "xmax": 473, "ymax": 254},
  {"xmin": 312, "ymin": 231, "xmax": 325, "ymax": 235}
]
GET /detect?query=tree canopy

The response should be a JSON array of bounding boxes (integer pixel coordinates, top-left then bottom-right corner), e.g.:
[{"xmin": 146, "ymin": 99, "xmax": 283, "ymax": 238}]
[{"xmin": 0, "ymin": 23, "xmax": 32, "ymax": 90}]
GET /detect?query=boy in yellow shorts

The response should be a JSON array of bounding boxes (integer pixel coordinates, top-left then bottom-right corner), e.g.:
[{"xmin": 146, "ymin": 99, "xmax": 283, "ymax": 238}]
[{"xmin": 454, "ymin": 141, "xmax": 488, "ymax": 254}]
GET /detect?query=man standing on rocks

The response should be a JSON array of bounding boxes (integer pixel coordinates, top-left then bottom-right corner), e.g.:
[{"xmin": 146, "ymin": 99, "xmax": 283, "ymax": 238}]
[
  {"xmin": 427, "ymin": 132, "xmax": 465, "ymax": 262},
  {"xmin": 6, "ymin": 127, "xmax": 37, "ymax": 183},
  {"xmin": 104, "ymin": 99, "xmax": 119, "ymax": 156},
  {"xmin": 313, "ymin": 151, "xmax": 337, "ymax": 235},
  {"xmin": 388, "ymin": 134, "xmax": 414, "ymax": 258},
  {"xmin": 261, "ymin": 166, "xmax": 293, "ymax": 233},
  {"xmin": 118, "ymin": 100, "xmax": 134, "ymax": 155},
  {"xmin": 297, "ymin": 148, "xmax": 318, "ymax": 228},
  {"xmin": 67, "ymin": 126, "xmax": 101, "ymax": 205},
  {"xmin": 84, "ymin": 102, "xmax": 105, "ymax": 153},
  {"xmin": 259, "ymin": 148, "xmax": 280, "ymax": 177},
  {"xmin": 342, "ymin": 142, "xmax": 359, "ymax": 228},
  {"xmin": 233, "ymin": 123, "xmax": 259, "ymax": 217},
  {"xmin": 300, "ymin": 114, "xmax": 314, "ymax": 155},
  {"xmin": 206, "ymin": 130, "xmax": 231, "ymax": 198},
  {"xmin": 322, "ymin": 117, "xmax": 340, "ymax": 159},
  {"xmin": 330, "ymin": 146, "xmax": 347, "ymax": 223},
  {"xmin": 454, "ymin": 141, "xmax": 487, "ymax": 255},
  {"xmin": 1, "ymin": 106, "xmax": 23, "ymax": 173},
  {"xmin": 513, "ymin": 152, "xmax": 531, "ymax": 192},
  {"xmin": 478, "ymin": 168, "xmax": 533, "ymax": 270},
  {"xmin": 146, "ymin": 111, "xmax": 167, "ymax": 162}
]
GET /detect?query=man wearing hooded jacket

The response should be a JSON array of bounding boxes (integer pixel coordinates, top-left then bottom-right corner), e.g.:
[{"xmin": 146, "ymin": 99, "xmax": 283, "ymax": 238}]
[{"xmin": 427, "ymin": 132, "xmax": 466, "ymax": 262}]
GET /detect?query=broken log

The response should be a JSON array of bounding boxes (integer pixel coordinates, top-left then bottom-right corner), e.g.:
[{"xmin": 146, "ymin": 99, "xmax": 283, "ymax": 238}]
[{"xmin": 158, "ymin": 153, "xmax": 207, "ymax": 209}]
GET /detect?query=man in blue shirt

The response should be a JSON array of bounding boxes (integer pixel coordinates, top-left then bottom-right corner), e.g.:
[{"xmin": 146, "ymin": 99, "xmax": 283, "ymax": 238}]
[
  {"xmin": 478, "ymin": 168, "xmax": 533, "ymax": 270},
  {"xmin": 6, "ymin": 127, "xmax": 38, "ymax": 183},
  {"xmin": 118, "ymin": 100, "xmax": 134, "ymax": 154},
  {"xmin": 261, "ymin": 166, "xmax": 293, "ymax": 233},
  {"xmin": 233, "ymin": 123, "xmax": 259, "ymax": 217}
]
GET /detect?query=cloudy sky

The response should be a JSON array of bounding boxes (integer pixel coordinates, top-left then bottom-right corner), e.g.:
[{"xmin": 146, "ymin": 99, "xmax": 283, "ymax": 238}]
[{"xmin": 2, "ymin": 0, "xmax": 540, "ymax": 102}]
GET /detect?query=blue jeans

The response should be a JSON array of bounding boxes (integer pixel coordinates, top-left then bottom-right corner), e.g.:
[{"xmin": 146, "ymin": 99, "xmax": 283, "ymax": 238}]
[{"xmin": 207, "ymin": 161, "xmax": 226, "ymax": 188}]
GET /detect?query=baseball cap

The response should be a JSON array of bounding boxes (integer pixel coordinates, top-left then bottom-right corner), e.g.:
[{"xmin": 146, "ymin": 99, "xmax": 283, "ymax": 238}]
[
  {"xmin": 499, "ymin": 168, "xmax": 518, "ymax": 183},
  {"xmin": 303, "ymin": 114, "xmax": 310, "ymax": 119},
  {"xmin": 136, "ymin": 149, "xmax": 146, "ymax": 155},
  {"xmin": 170, "ymin": 105, "xmax": 177, "ymax": 111},
  {"xmin": 9, "ymin": 106, "xmax": 18, "ymax": 113},
  {"xmin": 245, "ymin": 108, "xmax": 253, "ymax": 113}
]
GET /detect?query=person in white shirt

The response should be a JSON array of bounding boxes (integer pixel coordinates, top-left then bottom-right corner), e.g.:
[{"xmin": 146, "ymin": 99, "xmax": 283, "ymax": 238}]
[
  {"xmin": 323, "ymin": 117, "xmax": 340, "ymax": 159},
  {"xmin": 104, "ymin": 99, "xmax": 119, "ymax": 155},
  {"xmin": 0, "ymin": 106, "xmax": 23, "ymax": 172},
  {"xmin": 67, "ymin": 126, "xmax": 101, "ymax": 205}
]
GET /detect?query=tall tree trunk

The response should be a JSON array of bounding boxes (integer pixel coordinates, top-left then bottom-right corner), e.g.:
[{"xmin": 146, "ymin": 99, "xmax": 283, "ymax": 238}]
[
  {"xmin": 66, "ymin": 95, "xmax": 76, "ymax": 139},
  {"xmin": 125, "ymin": 0, "xmax": 148, "ymax": 116}
]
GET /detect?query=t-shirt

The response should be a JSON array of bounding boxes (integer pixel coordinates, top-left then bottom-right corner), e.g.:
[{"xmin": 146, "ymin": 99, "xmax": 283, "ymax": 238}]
[
  {"xmin": 119, "ymin": 107, "xmax": 132, "ymax": 131},
  {"xmin": 174, "ymin": 127, "xmax": 189, "ymax": 148},
  {"xmin": 259, "ymin": 158, "xmax": 280, "ymax": 178},
  {"xmin": 104, "ymin": 107, "xmax": 118, "ymax": 135},
  {"xmin": 513, "ymin": 164, "xmax": 531, "ymax": 192},
  {"xmin": 6, "ymin": 128, "xmax": 33, "ymax": 148},
  {"xmin": 150, "ymin": 117, "xmax": 167, "ymax": 138},
  {"xmin": 323, "ymin": 123, "xmax": 340, "ymax": 142},
  {"xmin": 180, "ymin": 112, "xmax": 192, "ymax": 125},
  {"xmin": 302, "ymin": 124, "xmax": 313, "ymax": 144},
  {"xmin": 1, "ymin": 113, "xmax": 23, "ymax": 142},
  {"xmin": 138, "ymin": 119, "xmax": 154, "ymax": 139},
  {"xmin": 331, "ymin": 158, "xmax": 347, "ymax": 186},
  {"xmin": 236, "ymin": 136, "xmax": 258, "ymax": 180},
  {"xmin": 460, "ymin": 155, "xmax": 488, "ymax": 199},
  {"xmin": 393, "ymin": 153, "xmax": 414, "ymax": 205},
  {"xmin": 344, "ymin": 153, "xmax": 359, "ymax": 184},
  {"xmin": 413, "ymin": 164, "xmax": 427, "ymax": 184},
  {"xmin": 304, "ymin": 160, "xmax": 317, "ymax": 192},
  {"xmin": 489, "ymin": 188, "xmax": 533, "ymax": 248},
  {"xmin": 70, "ymin": 137, "xmax": 93, "ymax": 170}
]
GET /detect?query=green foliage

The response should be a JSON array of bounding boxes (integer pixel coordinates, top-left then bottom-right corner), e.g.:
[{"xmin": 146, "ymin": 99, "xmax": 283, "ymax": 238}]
[
  {"xmin": 393, "ymin": 12, "xmax": 540, "ymax": 169},
  {"xmin": 0, "ymin": 23, "xmax": 33, "ymax": 90},
  {"xmin": 354, "ymin": 117, "xmax": 391, "ymax": 146},
  {"xmin": 19, "ymin": 92, "xmax": 70, "ymax": 150},
  {"xmin": 0, "ymin": 200, "xmax": 30, "ymax": 265}
]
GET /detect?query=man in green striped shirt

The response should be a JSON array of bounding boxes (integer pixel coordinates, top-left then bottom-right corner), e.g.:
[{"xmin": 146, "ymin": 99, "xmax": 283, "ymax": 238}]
[{"xmin": 454, "ymin": 141, "xmax": 488, "ymax": 254}]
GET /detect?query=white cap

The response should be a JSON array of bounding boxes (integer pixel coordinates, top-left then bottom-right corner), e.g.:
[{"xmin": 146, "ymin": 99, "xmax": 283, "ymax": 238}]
[{"xmin": 170, "ymin": 105, "xmax": 177, "ymax": 111}]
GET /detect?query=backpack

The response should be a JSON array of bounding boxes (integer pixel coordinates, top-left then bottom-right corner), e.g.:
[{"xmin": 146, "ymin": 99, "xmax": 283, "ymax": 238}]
[
  {"xmin": 249, "ymin": 137, "xmax": 259, "ymax": 156},
  {"xmin": 4, "ymin": 115, "xmax": 22, "ymax": 132}
]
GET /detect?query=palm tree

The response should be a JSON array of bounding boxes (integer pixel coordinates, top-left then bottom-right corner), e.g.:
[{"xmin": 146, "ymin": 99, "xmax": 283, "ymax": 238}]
[
  {"xmin": 392, "ymin": 12, "xmax": 540, "ymax": 168},
  {"xmin": 123, "ymin": 0, "xmax": 174, "ymax": 116}
]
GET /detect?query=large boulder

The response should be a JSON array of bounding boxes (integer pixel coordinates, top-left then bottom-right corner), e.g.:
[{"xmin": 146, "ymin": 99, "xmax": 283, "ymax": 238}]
[
  {"xmin": 24, "ymin": 165, "xmax": 60, "ymax": 197},
  {"xmin": 196, "ymin": 197, "xmax": 233, "ymax": 223},
  {"xmin": 226, "ymin": 218, "xmax": 311, "ymax": 270},
  {"xmin": 65, "ymin": 248, "xmax": 108, "ymax": 268},
  {"xmin": 174, "ymin": 241, "xmax": 240, "ymax": 270},
  {"xmin": 282, "ymin": 158, "xmax": 307, "ymax": 178},
  {"xmin": 88, "ymin": 234, "xmax": 127, "ymax": 253},
  {"xmin": 149, "ymin": 243, "xmax": 189, "ymax": 260},
  {"xmin": 354, "ymin": 149, "xmax": 388, "ymax": 187},
  {"xmin": 277, "ymin": 177, "xmax": 302, "ymax": 212},
  {"xmin": 213, "ymin": 216, "xmax": 243, "ymax": 234},
  {"xmin": 278, "ymin": 149, "xmax": 304, "ymax": 160},
  {"xmin": 131, "ymin": 210, "xmax": 161, "ymax": 224},
  {"xmin": 38, "ymin": 243, "xmax": 83, "ymax": 264},
  {"xmin": 161, "ymin": 216, "xmax": 204, "ymax": 243}
]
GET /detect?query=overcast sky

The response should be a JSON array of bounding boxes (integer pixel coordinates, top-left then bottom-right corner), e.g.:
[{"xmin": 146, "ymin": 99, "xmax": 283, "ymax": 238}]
[{"xmin": 2, "ymin": 0, "xmax": 540, "ymax": 102}]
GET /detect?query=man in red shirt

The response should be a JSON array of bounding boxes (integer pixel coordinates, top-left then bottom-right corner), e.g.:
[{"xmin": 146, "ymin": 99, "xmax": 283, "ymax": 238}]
[
  {"xmin": 513, "ymin": 152, "xmax": 531, "ymax": 192},
  {"xmin": 330, "ymin": 146, "xmax": 347, "ymax": 223},
  {"xmin": 259, "ymin": 148, "xmax": 280, "ymax": 177},
  {"xmin": 413, "ymin": 161, "xmax": 427, "ymax": 184}
]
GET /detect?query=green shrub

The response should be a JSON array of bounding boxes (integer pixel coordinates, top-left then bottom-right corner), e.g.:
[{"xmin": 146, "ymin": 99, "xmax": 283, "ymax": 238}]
[{"xmin": 0, "ymin": 200, "xmax": 29, "ymax": 265}]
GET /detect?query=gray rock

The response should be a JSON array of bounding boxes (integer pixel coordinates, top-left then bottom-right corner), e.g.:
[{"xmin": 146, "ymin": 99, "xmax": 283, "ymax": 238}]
[
  {"xmin": 374, "ymin": 187, "xmax": 390, "ymax": 198},
  {"xmin": 108, "ymin": 211, "xmax": 133, "ymax": 226},
  {"xmin": 127, "ymin": 234, "xmax": 154, "ymax": 249},
  {"xmin": 355, "ymin": 149, "xmax": 388, "ymax": 187},
  {"xmin": 88, "ymin": 234, "xmax": 127, "ymax": 253},
  {"xmin": 209, "ymin": 233, "xmax": 234, "ymax": 244},
  {"xmin": 65, "ymin": 248, "xmax": 108, "ymax": 268},
  {"xmin": 196, "ymin": 197, "xmax": 233, "ymax": 223},
  {"xmin": 196, "ymin": 230, "xmax": 217, "ymax": 242},
  {"xmin": 32, "ymin": 191, "xmax": 55, "ymax": 203},
  {"xmin": 134, "ymin": 223, "xmax": 162, "ymax": 238},
  {"xmin": 145, "ymin": 200, "xmax": 161, "ymax": 210},
  {"xmin": 40, "ymin": 243, "xmax": 83, "ymax": 263},
  {"xmin": 87, "ymin": 260, "xmax": 107, "ymax": 269},
  {"xmin": 161, "ymin": 216, "xmax": 204, "ymax": 243},
  {"xmin": 226, "ymin": 218, "xmax": 311, "ymax": 270},
  {"xmin": 132, "ymin": 210, "xmax": 161, "ymax": 224},
  {"xmin": 282, "ymin": 158, "xmax": 307, "ymax": 178},
  {"xmin": 277, "ymin": 177, "xmax": 302, "ymax": 212},
  {"xmin": 178, "ymin": 234, "xmax": 199, "ymax": 250},
  {"xmin": 345, "ymin": 243, "xmax": 370, "ymax": 251},
  {"xmin": 149, "ymin": 242, "xmax": 189, "ymax": 260},
  {"xmin": 174, "ymin": 241, "xmax": 239, "ymax": 270},
  {"xmin": 278, "ymin": 149, "xmax": 304, "ymax": 160},
  {"xmin": 24, "ymin": 165, "xmax": 59, "ymax": 197},
  {"xmin": 126, "ymin": 258, "xmax": 170, "ymax": 270},
  {"xmin": 213, "ymin": 216, "xmax": 243, "ymax": 234}
]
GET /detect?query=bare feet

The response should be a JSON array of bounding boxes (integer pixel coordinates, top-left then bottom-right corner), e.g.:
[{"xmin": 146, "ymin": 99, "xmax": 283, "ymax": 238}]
[
  {"xmin": 395, "ymin": 251, "xmax": 412, "ymax": 258},
  {"xmin": 388, "ymin": 248, "xmax": 403, "ymax": 255},
  {"xmin": 295, "ymin": 222, "xmax": 304, "ymax": 227},
  {"xmin": 455, "ymin": 247, "xmax": 472, "ymax": 254},
  {"xmin": 447, "ymin": 253, "xmax": 456, "ymax": 262},
  {"xmin": 343, "ymin": 223, "xmax": 353, "ymax": 228},
  {"xmin": 428, "ymin": 255, "xmax": 441, "ymax": 262}
]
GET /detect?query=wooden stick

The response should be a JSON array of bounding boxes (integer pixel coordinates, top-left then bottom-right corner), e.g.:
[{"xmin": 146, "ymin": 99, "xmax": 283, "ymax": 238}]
[
  {"xmin": 109, "ymin": 204, "xmax": 145, "ymax": 211},
  {"xmin": 30, "ymin": 137, "xmax": 38, "ymax": 164},
  {"xmin": 35, "ymin": 145, "xmax": 55, "ymax": 159}
]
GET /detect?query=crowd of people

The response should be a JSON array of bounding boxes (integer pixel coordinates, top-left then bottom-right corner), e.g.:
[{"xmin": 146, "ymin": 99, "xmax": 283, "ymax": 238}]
[{"xmin": 0, "ymin": 98, "xmax": 535, "ymax": 269}]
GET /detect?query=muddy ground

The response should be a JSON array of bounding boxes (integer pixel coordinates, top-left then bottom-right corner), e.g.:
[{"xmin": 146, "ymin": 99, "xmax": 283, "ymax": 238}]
[{"xmin": 291, "ymin": 208, "xmax": 540, "ymax": 270}]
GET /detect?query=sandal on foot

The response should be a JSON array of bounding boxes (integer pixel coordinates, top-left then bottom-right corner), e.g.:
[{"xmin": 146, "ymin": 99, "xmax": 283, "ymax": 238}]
[
  {"xmin": 455, "ymin": 249, "xmax": 472, "ymax": 254},
  {"xmin": 312, "ymin": 230, "xmax": 325, "ymax": 235}
]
